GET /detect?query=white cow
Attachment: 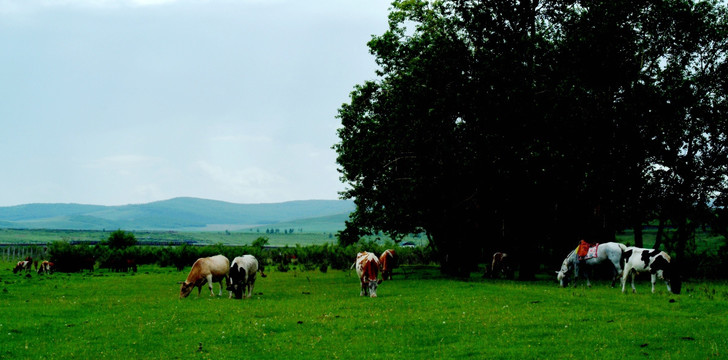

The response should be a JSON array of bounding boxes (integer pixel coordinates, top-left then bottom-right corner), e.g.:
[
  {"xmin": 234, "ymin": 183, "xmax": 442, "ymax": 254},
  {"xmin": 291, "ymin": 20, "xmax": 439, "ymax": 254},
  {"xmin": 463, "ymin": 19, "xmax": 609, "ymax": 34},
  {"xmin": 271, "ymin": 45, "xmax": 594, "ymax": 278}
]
[{"xmin": 227, "ymin": 255, "xmax": 267, "ymax": 299}]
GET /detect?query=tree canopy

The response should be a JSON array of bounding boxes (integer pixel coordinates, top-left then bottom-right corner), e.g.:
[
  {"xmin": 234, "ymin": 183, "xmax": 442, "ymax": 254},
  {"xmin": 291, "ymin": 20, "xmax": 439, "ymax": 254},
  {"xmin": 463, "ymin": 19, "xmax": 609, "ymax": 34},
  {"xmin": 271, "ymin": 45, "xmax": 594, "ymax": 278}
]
[
  {"xmin": 105, "ymin": 229, "xmax": 137, "ymax": 250},
  {"xmin": 335, "ymin": 0, "xmax": 728, "ymax": 277}
]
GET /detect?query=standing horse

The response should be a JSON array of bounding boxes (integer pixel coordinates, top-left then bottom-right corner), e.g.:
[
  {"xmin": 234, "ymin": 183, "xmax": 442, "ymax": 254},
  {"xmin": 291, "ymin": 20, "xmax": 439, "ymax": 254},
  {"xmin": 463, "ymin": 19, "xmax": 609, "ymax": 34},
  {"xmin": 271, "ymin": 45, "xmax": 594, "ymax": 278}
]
[{"xmin": 556, "ymin": 242, "xmax": 627, "ymax": 287}]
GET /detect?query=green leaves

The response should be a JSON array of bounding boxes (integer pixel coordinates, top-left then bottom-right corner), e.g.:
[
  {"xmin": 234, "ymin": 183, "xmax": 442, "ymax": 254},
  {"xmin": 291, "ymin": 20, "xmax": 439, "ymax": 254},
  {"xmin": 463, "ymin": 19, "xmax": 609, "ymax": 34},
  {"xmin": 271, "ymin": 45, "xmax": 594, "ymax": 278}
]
[{"xmin": 336, "ymin": 0, "xmax": 728, "ymax": 274}]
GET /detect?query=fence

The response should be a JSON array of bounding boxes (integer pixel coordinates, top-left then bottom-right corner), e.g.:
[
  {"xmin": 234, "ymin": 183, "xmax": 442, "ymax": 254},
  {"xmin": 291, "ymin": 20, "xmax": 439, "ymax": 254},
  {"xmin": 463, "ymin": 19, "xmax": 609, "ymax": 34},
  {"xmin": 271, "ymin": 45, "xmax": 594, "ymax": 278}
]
[{"xmin": 1, "ymin": 245, "xmax": 49, "ymax": 262}]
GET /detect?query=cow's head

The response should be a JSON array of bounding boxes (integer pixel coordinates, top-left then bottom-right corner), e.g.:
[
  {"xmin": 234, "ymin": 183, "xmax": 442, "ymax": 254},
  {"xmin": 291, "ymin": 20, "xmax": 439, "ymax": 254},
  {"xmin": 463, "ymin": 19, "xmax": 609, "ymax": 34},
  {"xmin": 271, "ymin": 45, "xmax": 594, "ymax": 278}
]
[
  {"xmin": 226, "ymin": 264, "xmax": 246, "ymax": 299},
  {"xmin": 654, "ymin": 254, "xmax": 682, "ymax": 294},
  {"xmin": 364, "ymin": 277, "xmax": 383, "ymax": 298},
  {"xmin": 179, "ymin": 281, "xmax": 194, "ymax": 298}
]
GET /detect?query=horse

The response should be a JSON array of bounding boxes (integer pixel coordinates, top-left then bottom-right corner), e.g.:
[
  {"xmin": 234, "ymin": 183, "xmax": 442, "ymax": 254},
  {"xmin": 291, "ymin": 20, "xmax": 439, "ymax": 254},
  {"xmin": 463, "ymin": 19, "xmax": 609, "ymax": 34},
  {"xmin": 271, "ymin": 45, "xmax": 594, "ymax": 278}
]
[{"xmin": 556, "ymin": 242, "xmax": 627, "ymax": 288}]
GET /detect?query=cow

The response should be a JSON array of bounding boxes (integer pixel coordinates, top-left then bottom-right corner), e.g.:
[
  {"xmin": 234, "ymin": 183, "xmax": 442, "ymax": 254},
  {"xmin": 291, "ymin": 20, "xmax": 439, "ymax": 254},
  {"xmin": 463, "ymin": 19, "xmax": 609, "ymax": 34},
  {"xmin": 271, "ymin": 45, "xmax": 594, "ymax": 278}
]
[
  {"xmin": 37, "ymin": 261, "xmax": 55, "ymax": 275},
  {"xmin": 486, "ymin": 252, "xmax": 513, "ymax": 279},
  {"xmin": 353, "ymin": 251, "xmax": 382, "ymax": 297},
  {"xmin": 621, "ymin": 247, "xmax": 681, "ymax": 294},
  {"xmin": 379, "ymin": 249, "xmax": 396, "ymax": 281},
  {"xmin": 179, "ymin": 255, "xmax": 230, "ymax": 298},
  {"xmin": 110, "ymin": 258, "xmax": 137, "ymax": 273},
  {"xmin": 227, "ymin": 255, "xmax": 267, "ymax": 299},
  {"xmin": 13, "ymin": 259, "xmax": 32, "ymax": 274}
]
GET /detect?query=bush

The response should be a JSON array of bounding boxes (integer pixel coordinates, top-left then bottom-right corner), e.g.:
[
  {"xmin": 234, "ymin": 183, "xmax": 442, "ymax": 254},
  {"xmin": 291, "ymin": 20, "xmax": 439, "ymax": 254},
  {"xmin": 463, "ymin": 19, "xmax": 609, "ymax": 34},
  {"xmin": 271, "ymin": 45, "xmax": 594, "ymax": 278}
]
[{"xmin": 48, "ymin": 241, "xmax": 95, "ymax": 272}]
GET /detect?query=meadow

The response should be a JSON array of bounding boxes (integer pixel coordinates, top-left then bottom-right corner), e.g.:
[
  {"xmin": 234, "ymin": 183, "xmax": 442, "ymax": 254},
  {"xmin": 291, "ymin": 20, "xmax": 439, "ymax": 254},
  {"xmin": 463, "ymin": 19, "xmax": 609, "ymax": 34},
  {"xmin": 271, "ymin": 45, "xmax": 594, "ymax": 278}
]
[{"xmin": 2, "ymin": 262, "xmax": 726, "ymax": 359}]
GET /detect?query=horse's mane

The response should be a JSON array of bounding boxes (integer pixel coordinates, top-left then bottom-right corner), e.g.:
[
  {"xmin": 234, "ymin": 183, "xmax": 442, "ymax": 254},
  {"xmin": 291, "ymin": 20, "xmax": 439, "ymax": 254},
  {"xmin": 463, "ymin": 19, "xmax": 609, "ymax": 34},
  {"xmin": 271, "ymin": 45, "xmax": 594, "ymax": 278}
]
[{"xmin": 562, "ymin": 249, "xmax": 577, "ymax": 269}]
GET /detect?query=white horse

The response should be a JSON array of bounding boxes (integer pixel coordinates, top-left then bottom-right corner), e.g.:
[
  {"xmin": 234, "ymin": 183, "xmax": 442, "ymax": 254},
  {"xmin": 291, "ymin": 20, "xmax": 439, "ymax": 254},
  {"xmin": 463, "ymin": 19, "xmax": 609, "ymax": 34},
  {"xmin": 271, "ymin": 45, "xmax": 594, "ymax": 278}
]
[{"xmin": 556, "ymin": 242, "xmax": 627, "ymax": 287}]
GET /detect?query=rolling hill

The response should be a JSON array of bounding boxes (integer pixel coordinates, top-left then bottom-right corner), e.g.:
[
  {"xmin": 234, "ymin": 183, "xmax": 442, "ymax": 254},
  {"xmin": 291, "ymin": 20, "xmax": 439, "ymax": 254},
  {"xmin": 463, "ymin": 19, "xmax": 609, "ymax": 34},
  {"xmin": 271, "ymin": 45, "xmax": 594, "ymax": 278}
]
[{"xmin": 0, "ymin": 198, "xmax": 355, "ymax": 231}]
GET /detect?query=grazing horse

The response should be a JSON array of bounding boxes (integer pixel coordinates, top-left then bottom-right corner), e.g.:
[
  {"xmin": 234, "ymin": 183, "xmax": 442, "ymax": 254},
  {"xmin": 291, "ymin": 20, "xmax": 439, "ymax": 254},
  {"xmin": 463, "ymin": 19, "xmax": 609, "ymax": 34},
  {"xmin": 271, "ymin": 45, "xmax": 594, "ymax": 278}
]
[
  {"xmin": 621, "ymin": 247, "xmax": 680, "ymax": 294},
  {"xmin": 556, "ymin": 242, "xmax": 627, "ymax": 287}
]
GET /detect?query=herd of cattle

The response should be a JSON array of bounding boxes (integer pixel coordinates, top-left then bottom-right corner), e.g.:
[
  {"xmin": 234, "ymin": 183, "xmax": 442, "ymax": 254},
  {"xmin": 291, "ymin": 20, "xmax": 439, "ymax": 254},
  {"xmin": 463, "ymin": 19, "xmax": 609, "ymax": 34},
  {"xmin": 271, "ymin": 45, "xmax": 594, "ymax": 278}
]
[
  {"xmin": 12, "ymin": 258, "xmax": 54, "ymax": 275},
  {"xmin": 176, "ymin": 250, "xmax": 397, "ymax": 299},
  {"xmin": 10, "ymin": 243, "xmax": 679, "ymax": 296}
]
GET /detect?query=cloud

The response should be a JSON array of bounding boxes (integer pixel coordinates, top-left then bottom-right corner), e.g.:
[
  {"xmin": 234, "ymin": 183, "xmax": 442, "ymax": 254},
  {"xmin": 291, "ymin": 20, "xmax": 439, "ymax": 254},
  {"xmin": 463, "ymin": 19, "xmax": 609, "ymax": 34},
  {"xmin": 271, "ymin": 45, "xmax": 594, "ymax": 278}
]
[
  {"xmin": 194, "ymin": 160, "xmax": 287, "ymax": 201},
  {"xmin": 88, "ymin": 155, "xmax": 166, "ymax": 176}
]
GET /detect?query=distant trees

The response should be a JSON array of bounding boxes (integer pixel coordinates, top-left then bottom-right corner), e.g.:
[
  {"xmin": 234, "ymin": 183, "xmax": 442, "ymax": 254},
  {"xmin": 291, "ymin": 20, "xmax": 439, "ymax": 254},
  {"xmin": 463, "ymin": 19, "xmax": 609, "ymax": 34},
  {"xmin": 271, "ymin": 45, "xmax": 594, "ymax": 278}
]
[
  {"xmin": 335, "ymin": 0, "xmax": 728, "ymax": 276},
  {"xmin": 104, "ymin": 229, "xmax": 137, "ymax": 250}
]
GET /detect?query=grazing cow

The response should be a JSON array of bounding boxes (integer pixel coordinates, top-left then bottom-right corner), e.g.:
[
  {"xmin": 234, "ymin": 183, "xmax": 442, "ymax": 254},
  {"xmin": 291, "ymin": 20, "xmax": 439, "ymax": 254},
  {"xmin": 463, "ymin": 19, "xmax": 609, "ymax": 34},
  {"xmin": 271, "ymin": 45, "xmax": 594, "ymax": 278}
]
[
  {"xmin": 227, "ymin": 255, "xmax": 267, "ymax": 299},
  {"xmin": 13, "ymin": 260, "xmax": 32, "ymax": 274},
  {"xmin": 110, "ymin": 258, "xmax": 137, "ymax": 273},
  {"xmin": 379, "ymin": 249, "xmax": 396, "ymax": 281},
  {"xmin": 353, "ymin": 252, "xmax": 382, "ymax": 297},
  {"xmin": 487, "ymin": 252, "xmax": 513, "ymax": 279},
  {"xmin": 621, "ymin": 247, "xmax": 680, "ymax": 294},
  {"xmin": 37, "ymin": 261, "xmax": 55, "ymax": 274},
  {"xmin": 179, "ymin": 255, "xmax": 230, "ymax": 298}
]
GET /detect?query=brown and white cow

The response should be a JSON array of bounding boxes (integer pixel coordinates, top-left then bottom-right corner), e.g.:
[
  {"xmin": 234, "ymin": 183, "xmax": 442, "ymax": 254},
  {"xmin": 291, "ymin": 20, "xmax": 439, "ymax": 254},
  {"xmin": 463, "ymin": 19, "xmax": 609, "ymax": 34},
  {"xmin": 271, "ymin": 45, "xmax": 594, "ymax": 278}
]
[
  {"xmin": 488, "ymin": 252, "xmax": 513, "ymax": 279},
  {"xmin": 227, "ymin": 255, "xmax": 267, "ymax": 299},
  {"xmin": 37, "ymin": 261, "xmax": 55, "ymax": 274},
  {"xmin": 353, "ymin": 251, "xmax": 382, "ymax": 297},
  {"xmin": 621, "ymin": 247, "xmax": 680, "ymax": 294},
  {"xmin": 13, "ymin": 259, "xmax": 32, "ymax": 274},
  {"xmin": 379, "ymin": 249, "xmax": 396, "ymax": 281},
  {"xmin": 179, "ymin": 255, "xmax": 230, "ymax": 298}
]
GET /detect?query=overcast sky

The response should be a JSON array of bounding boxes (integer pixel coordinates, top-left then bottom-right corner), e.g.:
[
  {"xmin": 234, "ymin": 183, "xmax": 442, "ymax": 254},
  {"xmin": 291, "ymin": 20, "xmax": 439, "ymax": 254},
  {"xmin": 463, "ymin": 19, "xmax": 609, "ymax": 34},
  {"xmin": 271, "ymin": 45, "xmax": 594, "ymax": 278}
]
[{"xmin": 0, "ymin": 0, "xmax": 391, "ymax": 207}]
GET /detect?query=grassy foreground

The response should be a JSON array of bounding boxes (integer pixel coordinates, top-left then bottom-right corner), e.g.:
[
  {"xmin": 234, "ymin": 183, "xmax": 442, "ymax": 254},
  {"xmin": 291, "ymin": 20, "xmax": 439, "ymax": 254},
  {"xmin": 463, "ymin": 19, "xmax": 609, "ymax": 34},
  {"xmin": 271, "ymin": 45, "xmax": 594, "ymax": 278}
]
[{"xmin": 1, "ymin": 263, "xmax": 726, "ymax": 360}]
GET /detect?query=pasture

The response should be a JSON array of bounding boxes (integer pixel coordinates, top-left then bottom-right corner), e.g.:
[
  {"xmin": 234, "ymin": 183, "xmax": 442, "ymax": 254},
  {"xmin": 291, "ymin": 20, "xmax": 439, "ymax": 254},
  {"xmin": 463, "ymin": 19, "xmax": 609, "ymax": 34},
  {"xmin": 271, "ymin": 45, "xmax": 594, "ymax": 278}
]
[{"xmin": 1, "ymin": 262, "xmax": 726, "ymax": 359}]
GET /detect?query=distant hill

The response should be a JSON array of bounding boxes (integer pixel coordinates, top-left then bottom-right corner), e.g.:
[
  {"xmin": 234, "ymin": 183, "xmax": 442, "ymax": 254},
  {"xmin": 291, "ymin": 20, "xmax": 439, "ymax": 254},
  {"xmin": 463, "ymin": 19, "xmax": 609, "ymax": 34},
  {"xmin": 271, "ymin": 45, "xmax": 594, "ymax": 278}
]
[{"xmin": 0, "ymin": 197, "xmax": 355, "ymax": 231}]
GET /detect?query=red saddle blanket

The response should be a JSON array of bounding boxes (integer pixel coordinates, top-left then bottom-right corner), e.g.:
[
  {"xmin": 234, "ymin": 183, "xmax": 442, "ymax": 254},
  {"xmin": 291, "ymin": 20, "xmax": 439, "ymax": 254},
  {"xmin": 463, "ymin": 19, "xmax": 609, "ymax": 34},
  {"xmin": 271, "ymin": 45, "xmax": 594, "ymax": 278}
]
[{"xmin": 577, "ymin": 242, "xmax": 599, "ymax": 260}]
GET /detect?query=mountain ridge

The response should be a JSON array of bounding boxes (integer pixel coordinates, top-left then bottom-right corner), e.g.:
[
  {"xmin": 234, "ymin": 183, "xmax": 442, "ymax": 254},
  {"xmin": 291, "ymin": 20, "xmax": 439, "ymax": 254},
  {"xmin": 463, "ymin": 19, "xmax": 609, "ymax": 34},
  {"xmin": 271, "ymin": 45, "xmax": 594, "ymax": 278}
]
[{"xmin": 0, "ymin": 197, "xmax": 355, "ymax": 231}]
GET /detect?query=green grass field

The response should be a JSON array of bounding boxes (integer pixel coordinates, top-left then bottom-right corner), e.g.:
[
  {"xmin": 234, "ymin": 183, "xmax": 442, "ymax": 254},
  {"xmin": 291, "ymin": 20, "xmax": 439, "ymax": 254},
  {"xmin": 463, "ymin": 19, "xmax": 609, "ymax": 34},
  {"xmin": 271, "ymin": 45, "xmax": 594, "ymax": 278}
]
[{"xmin": 1, "ymin": 262, "xmax": 726, "ymax": 359}]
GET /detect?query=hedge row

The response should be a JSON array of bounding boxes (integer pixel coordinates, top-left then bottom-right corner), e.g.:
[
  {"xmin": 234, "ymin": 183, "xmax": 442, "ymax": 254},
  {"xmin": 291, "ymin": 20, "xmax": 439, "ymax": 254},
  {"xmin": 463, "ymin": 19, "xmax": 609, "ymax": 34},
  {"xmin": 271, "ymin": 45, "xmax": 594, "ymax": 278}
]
[{"xmin": 46, "ymin": 239, "xmax": 436, "ymax": 273}]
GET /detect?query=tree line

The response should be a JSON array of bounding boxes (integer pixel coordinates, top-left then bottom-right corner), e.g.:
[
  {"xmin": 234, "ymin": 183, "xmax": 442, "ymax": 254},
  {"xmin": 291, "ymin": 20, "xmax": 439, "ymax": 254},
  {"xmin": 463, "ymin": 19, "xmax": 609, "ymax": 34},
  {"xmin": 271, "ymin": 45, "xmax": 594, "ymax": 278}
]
[
  {"xmin": 334, "ymin": 0, "xmax": 728, "ymax": 277},
  {"xmin": 42, "ymin": 232, "xmax": 435, "ymax": 274}
]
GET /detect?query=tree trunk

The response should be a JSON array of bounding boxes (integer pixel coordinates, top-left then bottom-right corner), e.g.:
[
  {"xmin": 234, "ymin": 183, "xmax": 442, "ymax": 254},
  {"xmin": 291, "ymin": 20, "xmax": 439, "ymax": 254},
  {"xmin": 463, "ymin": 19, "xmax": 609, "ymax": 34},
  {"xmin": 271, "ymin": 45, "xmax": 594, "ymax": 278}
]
[
  {"xmin": 633, "ymin": 222, "xmax": 644, "ymax": 248},
  {"xmin": 653, "ymin": 216, "xmax": 665, "ymax": 250}
]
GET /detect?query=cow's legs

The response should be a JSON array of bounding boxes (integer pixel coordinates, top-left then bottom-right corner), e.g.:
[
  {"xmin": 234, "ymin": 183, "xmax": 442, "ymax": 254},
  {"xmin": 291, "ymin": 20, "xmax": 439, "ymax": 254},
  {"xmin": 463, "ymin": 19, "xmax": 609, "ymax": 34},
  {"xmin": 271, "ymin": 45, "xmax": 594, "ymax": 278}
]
[
  {"xmin": 630, "ymin": 272, "xmax": 637, "ymax": 293},
  {"xmin": 360, "ymin": 281, "xmax": 367, "ymax": 296},
  {"xmin": 217, "ymin": 279, "xmax": 225, "ymax": 296},
  {"xmin": 248, "ymin": 278, "xmax": 256, "ymax": 298},
  {"xmin": 204, "ymin": 275, "xmax": 216, "ymax": 296},
  {"xmin": 650, "ymin": 273, "xmax": 657, "ymax": 293}
]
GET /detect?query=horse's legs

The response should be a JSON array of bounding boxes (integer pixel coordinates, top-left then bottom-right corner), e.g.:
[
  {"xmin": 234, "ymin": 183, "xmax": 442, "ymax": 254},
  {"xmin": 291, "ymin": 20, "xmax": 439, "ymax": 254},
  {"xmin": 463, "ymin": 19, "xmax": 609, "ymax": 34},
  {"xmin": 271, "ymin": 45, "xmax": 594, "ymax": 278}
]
[{"xmin": 610, "ymin": 261, "xmax": 621, "ymax": 288}]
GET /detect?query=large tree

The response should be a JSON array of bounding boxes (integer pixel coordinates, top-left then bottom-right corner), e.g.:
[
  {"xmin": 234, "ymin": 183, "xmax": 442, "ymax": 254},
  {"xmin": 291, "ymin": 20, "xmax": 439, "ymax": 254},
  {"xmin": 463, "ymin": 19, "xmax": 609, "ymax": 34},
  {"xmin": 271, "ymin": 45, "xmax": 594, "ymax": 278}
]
[{"xmin": 335, "ymin": 0, "xmax": 728, "ymax": 277}]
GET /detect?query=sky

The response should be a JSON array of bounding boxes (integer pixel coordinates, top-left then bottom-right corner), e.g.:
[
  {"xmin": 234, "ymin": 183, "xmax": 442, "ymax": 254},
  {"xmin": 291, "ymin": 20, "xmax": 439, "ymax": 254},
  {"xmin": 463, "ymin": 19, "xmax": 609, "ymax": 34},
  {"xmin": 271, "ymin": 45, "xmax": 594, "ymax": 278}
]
[{"xmin": 0, "ymin": 0, "xmax": 392, "ymax": 207}]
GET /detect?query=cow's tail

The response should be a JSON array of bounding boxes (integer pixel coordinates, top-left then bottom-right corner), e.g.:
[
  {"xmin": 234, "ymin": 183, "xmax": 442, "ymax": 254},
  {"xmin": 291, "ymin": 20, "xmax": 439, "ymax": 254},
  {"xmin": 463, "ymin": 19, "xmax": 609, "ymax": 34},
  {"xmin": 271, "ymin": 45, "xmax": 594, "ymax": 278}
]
[
  {"xmin": 350, "ymin": 262, "xmax": 356, "ymax": 270},
  {"xmin": 617, "ymin": 243, "xmax": 628, "ymax": 252}
]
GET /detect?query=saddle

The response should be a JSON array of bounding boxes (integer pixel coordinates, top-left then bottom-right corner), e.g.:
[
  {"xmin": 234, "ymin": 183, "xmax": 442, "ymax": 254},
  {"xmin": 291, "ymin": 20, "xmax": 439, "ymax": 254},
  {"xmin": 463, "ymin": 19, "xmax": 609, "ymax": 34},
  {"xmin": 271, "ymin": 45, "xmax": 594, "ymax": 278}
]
[{"xmin": 577, "ymin": 241, "xmax": 599, "ymax": 260}]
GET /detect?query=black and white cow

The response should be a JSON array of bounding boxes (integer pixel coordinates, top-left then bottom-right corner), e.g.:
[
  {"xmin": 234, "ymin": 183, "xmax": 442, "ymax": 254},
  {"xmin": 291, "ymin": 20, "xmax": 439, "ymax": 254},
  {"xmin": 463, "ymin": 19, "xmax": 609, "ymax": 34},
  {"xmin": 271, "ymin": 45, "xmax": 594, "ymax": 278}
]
[
  {"xmin": 227, "ymin": 255, "xmax": 266, "ymax": 299},
  {"xmin": 621, "ymin": 247, "xmax": 681, "ymax": 294}
]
